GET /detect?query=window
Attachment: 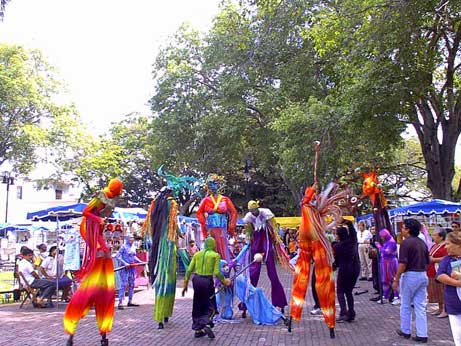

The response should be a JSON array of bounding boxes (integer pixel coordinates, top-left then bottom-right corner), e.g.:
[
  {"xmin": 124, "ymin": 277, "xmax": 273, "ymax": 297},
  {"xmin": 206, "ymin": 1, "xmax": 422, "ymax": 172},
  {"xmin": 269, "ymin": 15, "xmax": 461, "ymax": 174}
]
[
  {"xmin": 55, "ymin": 189, "xmax": 63, "ymax": 200},
  {"xmin": 16, "ymin": 186, "xmax": 22, "ymax": 200}
]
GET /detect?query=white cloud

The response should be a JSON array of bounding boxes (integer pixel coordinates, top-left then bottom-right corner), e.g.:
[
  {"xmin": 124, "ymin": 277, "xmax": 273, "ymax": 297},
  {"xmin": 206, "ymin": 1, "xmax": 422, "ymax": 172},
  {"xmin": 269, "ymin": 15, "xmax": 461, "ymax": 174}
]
[{"xmin": 0, "ymin": 0, "xmax": 221, "ymax": 134}]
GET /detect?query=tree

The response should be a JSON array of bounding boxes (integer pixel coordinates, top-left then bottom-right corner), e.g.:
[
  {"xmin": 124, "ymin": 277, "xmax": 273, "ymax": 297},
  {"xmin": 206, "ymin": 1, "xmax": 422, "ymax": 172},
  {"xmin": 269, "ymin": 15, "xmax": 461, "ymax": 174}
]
[
  {"xmin": 0, "ymin": 0, "xmax": 10, "ymax": 20},
  {"xmin": 309, "ymin": 0, "xmax": 461, "ymax": 200},
  {"xmin": 0, "ymin": 44, "xmax": 89, "ymax": 175}
]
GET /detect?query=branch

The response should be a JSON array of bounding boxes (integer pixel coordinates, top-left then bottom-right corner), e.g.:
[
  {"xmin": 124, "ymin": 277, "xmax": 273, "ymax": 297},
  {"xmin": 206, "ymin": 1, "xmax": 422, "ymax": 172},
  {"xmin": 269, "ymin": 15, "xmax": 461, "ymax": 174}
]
[{"xmin": 246, "ymin": 104, "xmax": 265, "ymax": 127}]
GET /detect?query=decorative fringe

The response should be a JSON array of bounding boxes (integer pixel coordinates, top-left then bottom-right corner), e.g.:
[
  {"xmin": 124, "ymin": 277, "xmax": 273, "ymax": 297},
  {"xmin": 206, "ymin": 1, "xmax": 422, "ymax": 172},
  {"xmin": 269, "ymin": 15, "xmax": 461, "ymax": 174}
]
[
  {"xmin": 141, "ymin": 201, "xmax": 155, "ymax": 237},
  {"xmin": 167, "ymin": 198, "xmax": 178, "ymax": 242},
  {"xmin": 270, "ymin": 218, "xmax": 294, "ymax": 271}
]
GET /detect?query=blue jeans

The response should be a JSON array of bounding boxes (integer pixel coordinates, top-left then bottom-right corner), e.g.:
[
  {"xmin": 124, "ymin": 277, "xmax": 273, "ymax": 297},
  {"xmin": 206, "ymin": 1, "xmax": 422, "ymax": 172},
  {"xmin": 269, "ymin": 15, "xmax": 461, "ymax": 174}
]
[{"xmin": 400, "ymin": 271, "xmax": 428, "ymax": 337}]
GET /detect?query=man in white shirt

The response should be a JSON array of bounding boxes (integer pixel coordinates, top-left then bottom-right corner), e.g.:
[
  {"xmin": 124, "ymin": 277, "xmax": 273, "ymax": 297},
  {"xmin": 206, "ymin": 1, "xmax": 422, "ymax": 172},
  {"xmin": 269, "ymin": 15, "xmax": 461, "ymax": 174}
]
[
  {"xmin": 357, "ymin": 221, "xmax": 373, "ymax": 280},
  {"xmin": 18, "ymin": 247, "xmax": 55, "ymax": 307}
]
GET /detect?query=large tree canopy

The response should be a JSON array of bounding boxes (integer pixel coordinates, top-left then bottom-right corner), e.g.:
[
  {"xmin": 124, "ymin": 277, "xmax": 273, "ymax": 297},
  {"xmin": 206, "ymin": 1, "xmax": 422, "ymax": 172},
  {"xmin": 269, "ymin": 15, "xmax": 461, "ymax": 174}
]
[
  {"xmin": 309, "ymin": 0, "xmax": 461, "ymax": 200},
  {"xmin": 147, "ymin": 1, "xmax": 408, "ymax": 214}
]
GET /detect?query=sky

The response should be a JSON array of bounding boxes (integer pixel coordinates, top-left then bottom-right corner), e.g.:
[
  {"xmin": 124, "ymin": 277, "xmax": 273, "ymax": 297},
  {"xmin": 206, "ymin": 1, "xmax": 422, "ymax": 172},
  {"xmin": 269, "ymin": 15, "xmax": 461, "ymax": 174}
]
[{"xmin": 0, "ymin": 0, "xmax": 222, "ymax": 134}]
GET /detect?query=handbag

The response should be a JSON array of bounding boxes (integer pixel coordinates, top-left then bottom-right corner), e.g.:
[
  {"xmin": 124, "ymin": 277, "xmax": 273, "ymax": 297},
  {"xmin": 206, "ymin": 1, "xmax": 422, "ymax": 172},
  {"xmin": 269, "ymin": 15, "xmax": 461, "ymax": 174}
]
[{"xmin": 368, "ymin": 247, "xmax": 378, "ymax": 259}]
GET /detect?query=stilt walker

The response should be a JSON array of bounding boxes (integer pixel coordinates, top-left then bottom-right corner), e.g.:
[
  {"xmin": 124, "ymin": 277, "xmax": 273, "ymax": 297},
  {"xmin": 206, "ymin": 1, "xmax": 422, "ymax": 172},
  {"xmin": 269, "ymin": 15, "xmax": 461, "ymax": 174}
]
[
  {"xmin": 142, "ymin": 167, "xmax": 199, "ymax": 329},
  {"xmin": 142, "ymin": 186, "xmax": 180, "ymax": 329},
  {"xmin": 289, "ymin": 142, "xmax": 346, "ymax": 338},
  {"xmin": 63, "ymin": 178, "xmax": 123, "ymax": 346}
]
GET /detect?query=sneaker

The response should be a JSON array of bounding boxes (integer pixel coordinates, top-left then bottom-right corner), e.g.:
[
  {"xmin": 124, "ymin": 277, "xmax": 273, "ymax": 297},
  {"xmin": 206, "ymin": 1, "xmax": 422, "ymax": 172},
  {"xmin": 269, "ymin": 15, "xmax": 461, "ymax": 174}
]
[
  {"xmin": 203, "ymin": 326, "xmax": 215, "ymax": 339},
  {"xmin": 127, "ymin": 302, "xmax": 139, "ymax": 307},
  {"xmin": 336, "ymin": 315, "xmax": 347, "ymax": 323},
  {"xmin": 194, "ymin": 330, "xmax": 206, "ymax": 338},
  {"xmin": 117, "ymin": 305, "xmax": 124, "ymax": 310},
  {"xmin": 412, "ymin": 336, "xmax": 428, "ymax": 343},
  {"xmin": 310, "ymin": 308, "xmax": 321, "ymax": 315},
  {"xmin": 377, "ymin": 298, "xmax": 387, "ymax": 304},
  {"xmin": 391, "ymin": 298, "xmax": 401, "ymax": 306}
]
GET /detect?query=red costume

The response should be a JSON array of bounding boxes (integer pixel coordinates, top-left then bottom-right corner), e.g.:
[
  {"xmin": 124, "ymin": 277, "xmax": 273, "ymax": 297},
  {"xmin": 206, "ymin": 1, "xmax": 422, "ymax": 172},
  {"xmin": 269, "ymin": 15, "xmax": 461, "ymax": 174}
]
[{"xmin": 63, "ymin": 179, "xmax": 123, "ymax": 346}]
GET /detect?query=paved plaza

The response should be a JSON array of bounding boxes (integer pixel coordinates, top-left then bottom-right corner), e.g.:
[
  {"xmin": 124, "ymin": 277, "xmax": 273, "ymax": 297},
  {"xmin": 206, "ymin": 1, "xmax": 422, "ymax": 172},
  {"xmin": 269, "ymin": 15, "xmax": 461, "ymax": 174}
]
[{"xmin": 0, "ymin": 267, "xmax": 455, "ymax": 346}]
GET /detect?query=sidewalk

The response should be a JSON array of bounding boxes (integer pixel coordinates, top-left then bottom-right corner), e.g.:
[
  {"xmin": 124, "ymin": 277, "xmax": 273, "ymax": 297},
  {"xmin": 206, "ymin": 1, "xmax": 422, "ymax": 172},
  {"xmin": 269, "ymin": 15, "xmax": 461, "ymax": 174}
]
[{"xmin": 0, "ymin": 267, "xmax": 455, "ymax": 346}]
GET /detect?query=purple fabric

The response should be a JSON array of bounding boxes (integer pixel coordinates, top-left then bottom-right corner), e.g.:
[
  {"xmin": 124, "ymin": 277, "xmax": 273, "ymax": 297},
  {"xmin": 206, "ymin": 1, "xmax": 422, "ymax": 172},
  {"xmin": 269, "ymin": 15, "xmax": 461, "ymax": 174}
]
[
  {"xmin": 420, "ymin": 226, "xmax": 434, "ymax": 249},
  {"xmin": 379, "ymin": 229, "xmax": 399, "ymax": 299},
  {"xmin": 249, "ymin": 228, "xmax": 287, "ymax": 308}
]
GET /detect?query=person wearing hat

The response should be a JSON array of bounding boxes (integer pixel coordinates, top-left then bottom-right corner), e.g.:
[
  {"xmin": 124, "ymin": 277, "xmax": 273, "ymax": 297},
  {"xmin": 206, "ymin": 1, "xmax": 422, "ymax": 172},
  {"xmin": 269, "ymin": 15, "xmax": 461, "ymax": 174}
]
[{"xmin": 242, "ymin": 200, "xmax": 291, "ymax": 314}]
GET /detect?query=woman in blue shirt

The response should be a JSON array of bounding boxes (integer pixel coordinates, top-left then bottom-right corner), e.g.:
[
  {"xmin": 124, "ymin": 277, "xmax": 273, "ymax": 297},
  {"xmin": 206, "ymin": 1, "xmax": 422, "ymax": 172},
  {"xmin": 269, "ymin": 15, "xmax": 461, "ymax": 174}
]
[{"xmin": 436, "ymin": 232, "xmax": 461, "ymax": 346}]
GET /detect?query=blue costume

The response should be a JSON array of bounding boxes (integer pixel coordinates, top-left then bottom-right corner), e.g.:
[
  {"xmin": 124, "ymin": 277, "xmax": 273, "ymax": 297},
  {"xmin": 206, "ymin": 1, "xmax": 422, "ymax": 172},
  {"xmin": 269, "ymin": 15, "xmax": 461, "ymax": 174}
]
[
  {"xmin": 216, "ymin": 244, "xmax": 283, "ymax": 325},
  {"xmin": 216, "ymin": 260, "xmax": 234, "ymax": 320},
  {"xmin": 116, "ymin": 236, "xmax": 142, "ymax": 308}
]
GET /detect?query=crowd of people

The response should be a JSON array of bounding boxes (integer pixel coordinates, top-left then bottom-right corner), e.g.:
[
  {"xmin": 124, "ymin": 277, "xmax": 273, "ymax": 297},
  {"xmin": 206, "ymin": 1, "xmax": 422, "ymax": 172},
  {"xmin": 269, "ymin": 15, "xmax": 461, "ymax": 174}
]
[{"xmin": 9, "ymin": 175, "xmax": 461, "ymax": 346}]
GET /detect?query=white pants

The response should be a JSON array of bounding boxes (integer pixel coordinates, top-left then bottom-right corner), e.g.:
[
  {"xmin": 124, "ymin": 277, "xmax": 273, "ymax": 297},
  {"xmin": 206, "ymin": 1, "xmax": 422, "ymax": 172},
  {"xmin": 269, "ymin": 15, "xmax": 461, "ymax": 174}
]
[
  {"xmin": 449, "ymin": 314, "xmax": 461, "ymax": 346},
  {"xmin": 358, "ymin": 244, "xmax": 372, "ymax": 278}
]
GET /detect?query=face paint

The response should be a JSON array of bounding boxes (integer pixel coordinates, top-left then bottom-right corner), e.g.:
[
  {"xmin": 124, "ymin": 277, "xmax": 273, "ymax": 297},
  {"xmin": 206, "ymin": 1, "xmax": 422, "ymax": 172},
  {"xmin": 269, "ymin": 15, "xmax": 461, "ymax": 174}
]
[{"xmin": 208, "ymin": 180, "xmax": 219, "ymax": 192}]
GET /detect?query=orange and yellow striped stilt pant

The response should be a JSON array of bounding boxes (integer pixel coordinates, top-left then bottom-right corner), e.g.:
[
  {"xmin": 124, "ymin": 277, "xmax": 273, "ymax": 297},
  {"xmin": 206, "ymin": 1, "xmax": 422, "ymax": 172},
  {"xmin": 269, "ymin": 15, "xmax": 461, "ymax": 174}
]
[{"xmin": 63, "ymin": 257, "xmax": 115, "ymax": 335}]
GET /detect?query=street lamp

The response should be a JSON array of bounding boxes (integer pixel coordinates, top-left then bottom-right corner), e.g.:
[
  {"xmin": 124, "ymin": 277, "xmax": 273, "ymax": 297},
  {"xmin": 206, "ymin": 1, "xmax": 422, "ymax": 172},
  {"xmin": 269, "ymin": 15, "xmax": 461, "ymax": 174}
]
[
  {"xmin": 2, "ymin": 171, "xmax": 14, "ymax": 223},
  {"xmin": 244, "ymin": 159, "xmax": 252, "ymax": 198}
]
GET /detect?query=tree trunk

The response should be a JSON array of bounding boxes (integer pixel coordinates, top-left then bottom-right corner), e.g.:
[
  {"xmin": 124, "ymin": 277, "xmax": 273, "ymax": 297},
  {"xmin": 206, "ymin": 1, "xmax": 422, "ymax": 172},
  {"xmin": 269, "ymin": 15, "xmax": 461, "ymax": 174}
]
[{"xmin": 413, "ymin": 99, "xmax": 460, "ymax": 201}]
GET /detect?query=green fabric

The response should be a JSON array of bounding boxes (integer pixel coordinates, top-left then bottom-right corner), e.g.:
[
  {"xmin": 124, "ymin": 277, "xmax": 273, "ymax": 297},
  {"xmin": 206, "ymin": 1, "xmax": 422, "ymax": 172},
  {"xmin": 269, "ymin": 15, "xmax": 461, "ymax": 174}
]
[
  {"xmin": 185, "ymin": 237, "xmax": 224, "ymax": 283},
  {"xmin": 177, "ymin": 248, "xmax": 190, "ymax": 268},
  {"xmin": 153, "ymin": 200, "xmax": 177, "ymax": 322}
]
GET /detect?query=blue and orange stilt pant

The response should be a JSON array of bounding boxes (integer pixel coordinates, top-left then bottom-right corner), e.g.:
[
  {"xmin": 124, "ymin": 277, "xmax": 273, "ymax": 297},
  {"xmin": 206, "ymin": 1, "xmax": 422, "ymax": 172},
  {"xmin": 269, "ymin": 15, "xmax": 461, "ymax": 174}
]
[{"xmin": 63, "ymin": 256, "xmax": 115, "ymax": 335}]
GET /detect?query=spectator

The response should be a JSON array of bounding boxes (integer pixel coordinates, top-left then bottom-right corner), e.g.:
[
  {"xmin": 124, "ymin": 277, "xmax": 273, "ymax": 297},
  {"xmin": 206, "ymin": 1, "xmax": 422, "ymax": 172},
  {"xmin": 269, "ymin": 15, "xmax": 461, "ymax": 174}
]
[
  {"xmin": 18, "ymin": 247, "xmax": 55, "ymax": 308},
  {"xmin": 333, "ymin": 222, "xmax": 360, "ymax": 322},
  {"xmin": 369, "ymin": 225, "xmax": 382, "ymax": 301},
  {"xmin": 34, "ymin": 243, "xmax": 48, "ymax": 271},
  {"xmin": 436, "ymin": 232, "xmax": 461, "ymax": 346},
  {"xmin": 40, "ymin": 246, "xmax": 73, "ymax": 301},
  {"xmin": 393, "ymin": 218, "xmax": 429, "ymax": 343},
  {"xmin": 451, "ymin": 221, "xmax": 460, "ymax": 236},
  {"xmin": 186, "ymin": 240, "xmax": 199, "ymax": 259},
  {"xmin": 427, "ymin": 228, "xmax": 448, "ymax": 318},
  {"xmin": 357, "ymin": 221, "xmax": 373, "ymax": 281}
]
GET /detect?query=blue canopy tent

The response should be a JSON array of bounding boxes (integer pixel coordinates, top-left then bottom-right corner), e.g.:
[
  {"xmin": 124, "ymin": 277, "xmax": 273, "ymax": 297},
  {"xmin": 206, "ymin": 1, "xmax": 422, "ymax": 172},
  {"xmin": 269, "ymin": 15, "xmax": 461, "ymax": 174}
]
[
  {"xmin": 0, "ymin": 223, "xmax": 30, "ymax": 238},
  {"xmin": 356, "ymin": 199, "xmax": 461, "ymax": 224},
  {"xmin": 388, "ymin": 199, "xmax": 461, "ymax": 217},
  {"xmin": 26, "ymin": 203, "xmax": 87, "ymax": 222}
]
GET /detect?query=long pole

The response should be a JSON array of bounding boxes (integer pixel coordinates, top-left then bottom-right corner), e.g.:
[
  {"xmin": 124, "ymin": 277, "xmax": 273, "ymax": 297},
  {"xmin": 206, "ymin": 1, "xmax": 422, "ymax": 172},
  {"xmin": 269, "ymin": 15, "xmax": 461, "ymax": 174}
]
[
  {"xmin": 4, "ymin": 179, "xmax": 9, "ymax": 223},
  {"xmin": 313, "ymin": 141, "xmax": 320, "ymax": 185}
]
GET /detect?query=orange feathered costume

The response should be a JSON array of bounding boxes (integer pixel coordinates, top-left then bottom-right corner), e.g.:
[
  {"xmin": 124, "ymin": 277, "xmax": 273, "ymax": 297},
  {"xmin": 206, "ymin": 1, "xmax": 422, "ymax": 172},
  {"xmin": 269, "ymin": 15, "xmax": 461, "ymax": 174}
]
[
  {"xmin": 290, "ymin": 183, "xmax": 346, "ymax": 334},
  {"xmin": 63, "ymin": 179, "xmax": 123, "ymax": 338}
]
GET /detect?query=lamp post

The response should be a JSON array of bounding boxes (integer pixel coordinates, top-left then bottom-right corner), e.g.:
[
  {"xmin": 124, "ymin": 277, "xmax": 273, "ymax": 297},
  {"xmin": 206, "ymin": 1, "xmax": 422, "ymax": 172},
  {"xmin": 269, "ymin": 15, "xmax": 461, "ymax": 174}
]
[
  {"xmin": 244, "ymin": 159, "xmax": 251, "ymax": 198},
  {"xmin": 2, "ymin": 171, "xmax": 14, "ymax": 223}
]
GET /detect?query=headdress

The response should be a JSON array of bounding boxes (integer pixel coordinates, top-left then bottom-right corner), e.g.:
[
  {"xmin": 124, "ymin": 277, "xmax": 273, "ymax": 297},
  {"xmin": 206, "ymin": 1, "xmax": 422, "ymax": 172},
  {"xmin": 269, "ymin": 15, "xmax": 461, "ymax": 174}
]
[
  {"xmin": 205, "ymin": 173, "xmax": 225, "ymax": 193},
  {"xmin": 157, "ymin": 165, "xmax": 202, "ymax": 198},
  {"xmin": 103, "ymin": 178, "xmax": 123, "ymax": 198},
  {"xmin": 247, "ymin": 200, "xmax": 260, "ymax": 210}
]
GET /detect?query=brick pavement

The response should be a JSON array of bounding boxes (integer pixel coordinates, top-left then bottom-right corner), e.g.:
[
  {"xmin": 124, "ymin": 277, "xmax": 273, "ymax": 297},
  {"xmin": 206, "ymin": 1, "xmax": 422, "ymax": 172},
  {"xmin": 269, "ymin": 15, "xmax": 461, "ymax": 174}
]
[{"xmin": 0, "ymin": 267, "xmax": 455, "ymax": 346}]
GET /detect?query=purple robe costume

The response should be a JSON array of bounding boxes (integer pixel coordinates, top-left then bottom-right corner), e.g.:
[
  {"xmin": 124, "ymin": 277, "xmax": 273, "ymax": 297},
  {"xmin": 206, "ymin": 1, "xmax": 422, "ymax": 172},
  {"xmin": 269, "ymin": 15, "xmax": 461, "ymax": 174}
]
[
  {"xmin": 377, "ymin": 229, "xmax": 399, "ymax": 299},
  {"xmin": 242, "ymin": 208, "xmax": 287, "ymax": 309}
]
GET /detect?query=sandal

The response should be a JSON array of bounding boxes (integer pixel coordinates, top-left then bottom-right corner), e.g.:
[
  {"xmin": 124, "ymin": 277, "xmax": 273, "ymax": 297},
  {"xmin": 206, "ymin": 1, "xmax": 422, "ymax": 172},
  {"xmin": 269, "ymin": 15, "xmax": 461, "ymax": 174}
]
[{"xmin": 437, "ymin": 313, "xmax": 448, "ymax": 318}]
